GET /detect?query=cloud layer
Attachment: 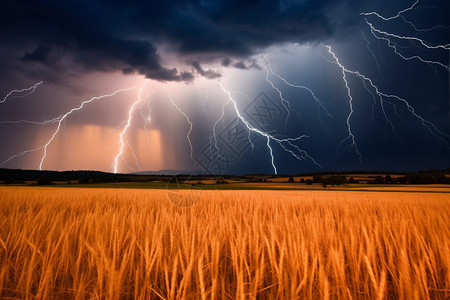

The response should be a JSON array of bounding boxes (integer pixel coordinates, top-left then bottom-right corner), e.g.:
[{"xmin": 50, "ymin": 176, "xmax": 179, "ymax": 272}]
[{"xmin": 0, "ymin": 0, "xmax": 363, "ymax": 82}]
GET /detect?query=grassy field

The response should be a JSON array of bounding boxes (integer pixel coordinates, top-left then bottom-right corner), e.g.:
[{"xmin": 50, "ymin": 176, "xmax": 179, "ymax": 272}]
[
  {"xmin": 0, "ymin": 187, "xmax": 449, "ymax": 299},
  {"xmin": 16, "ymin": 180, "xmax": 450, "ymax": 193}
]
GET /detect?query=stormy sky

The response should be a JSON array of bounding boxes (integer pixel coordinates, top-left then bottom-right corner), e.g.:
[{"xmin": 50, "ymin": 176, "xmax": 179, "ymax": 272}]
[{"xmin": 0, "ymin": 0, "xmax": 449, "ymax": 174}]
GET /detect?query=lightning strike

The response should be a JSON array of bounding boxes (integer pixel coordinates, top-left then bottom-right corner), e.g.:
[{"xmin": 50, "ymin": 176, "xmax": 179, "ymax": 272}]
[
  {"xmin": 325, "ymin": 45, "xmax": 449, "ymax": 152},
  {"xmin": 258, "ymin": 55, "xmax": 294, "ymax": 128},
  {"xmin": 361, "ymin": 1, "xmax": 450, "ymax": 72},
  {"xmin": 1, "ymin": 81, "xmax": 43, "ymax": 104},
  {"xmin": 359, "ymin": 73, "xmax": 398, "ymax": 140},
  {"xmin": 360, "ymin": 0, "xmax": 420, "ymax": 22},
  {"xmin": 209, "ymin": 90, "xmax": 255, "ymax": 161},
  {"xmin": 127, "ymin": 133, "xmax": 142, "ymax": 172},
  {"xmin": 0, "ymin": 118, "xmax": 60, "ymax": 126},
  {"xmin": 260, "ymin": 53, "xmax": 334, "ymax": 128},
  {"xmin": 1, "ymin": 87, "xmax": 138, "ymax": 170},
  {"xmin": 361, "ymin": 0, "xmax": 449, "ymax": 33},
  {"xmin": 113, "ymin": 83, "xmax": 147, "ymax": 173},
  {"xmin": 361, "ymin": 30, "xmax": 384, "ymax": 79},
  {"xmin": 106, "ymin": 121, "xmax": 128, "ymax": 138},
  {"xmin": 325, "ymin": 46, "xmax": 362, "ymax": 162},
  {"xmin": 166, "ymin": 90, "xmax": 194, "ymax": 161},
  {"xmin": 365, "ymin": 20, "xmax": 450, "ymax": 72},
  {"xmin": 211, "ymin": 92, "xmax": 229, "ymax": 152},
  {"xmin": 138, "ymin": 94, "xmax": 157, "ymax": 154},
  {"xmin": 0, "ymin": 146, "xmax": 44, "ymax": 167},
  {"xmin": 217, "ymin": 80, "xmax": 320, "ymax": 174},
  {"xmin": 42, "ymin": 88, "xmax": 139, "ymax": 171}
]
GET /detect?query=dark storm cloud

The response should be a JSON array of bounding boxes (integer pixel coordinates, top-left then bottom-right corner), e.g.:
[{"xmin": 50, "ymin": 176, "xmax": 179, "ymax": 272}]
[
  {"xmin": 221, "ymin": 58, "xmax": 259, "ymax": 70},
  {"xmin": 221, "ymin": 58, "xmax": 232, "ymax": 67},
  {"xmin": 191, "ymin": 62, "xmax": 221, "ymax": 79},
  {"xmin": 0, "ymin": 0, "xmax": 363, "ymax": 83},
  {"xmin": 233, "ymin": 60, "xmax": 260, "ymax": 70}
]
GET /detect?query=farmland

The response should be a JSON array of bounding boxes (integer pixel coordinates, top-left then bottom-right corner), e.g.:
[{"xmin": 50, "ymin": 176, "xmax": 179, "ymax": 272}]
[{"xmin": 0, "ymin": 187, "xmax": 449, "ymax": 299}]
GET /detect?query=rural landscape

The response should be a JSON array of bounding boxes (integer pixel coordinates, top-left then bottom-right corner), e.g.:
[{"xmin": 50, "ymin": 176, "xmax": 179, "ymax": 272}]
[
  {"xmin": 1, "ymin": 169, "xmax": 449, "ymax": 299},
  {"xmin": 1, "ymin": 0, "xmax": 450, "ymax": 299}
]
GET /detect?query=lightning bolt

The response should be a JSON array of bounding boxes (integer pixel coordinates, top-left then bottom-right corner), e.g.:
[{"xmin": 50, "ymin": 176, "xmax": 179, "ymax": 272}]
[
  {"xmin": 361, "ymin": 0, "xmax": 420, "ymax": 22},
  {"xmin": 357, "ymin": 3, "xmax": 449, "ymax": 142},
  {"xmin": 361, "ymin": 30, "xmax": 384, "ymax": 80},
  {"xmin": 1, "ymin": 81, "xmax": 43, "ymax": 104},
  {"xmin": 0, "ymin": 146, "xmax": 44, "ymax": 167},
  {"xmin": 217, "ymin": 80, "xmax": 320, "ymax": 174},
  {"xmin": 0, "ymin": 87, "xmax": 138, "ymax": 170},
  {"xmin": 166, "ymin": 90, "xmax": 194, "ymax": 161},
  {"xmin": 259, "ymin": 53, "xmax": 334, "ymax": 128},
  {"xmin": 113, "ymin": 83, "xmax": 147, "ymax": 173},
  {"xmin": 325, "ymin": 45, "xmax": 449, "ymax": 155},
  {"xmin": 357, "ymin": 70, "xmax": 398, "ymax": 140},
  {"xmin": 361, "ymin": 0, "xmax": 449, "ymax": 33},
  {"xmin": 42, "ymin": 88, "xmax": 139, "ymax": 171},
  {"xmin": 138, "ymin": 92, "xmax": 158, "ymax": 155},
  {"xmin": 325, "ymin": 46, "xmax": 362, "ymax": 162},
  {"xmin": 370, "ymin": 24, "xmax": 450, "ymax": 51},
  {"xmin": 0, "ymin": 118, "xmax": 61, "ymax": 126},
  {"xmin": 258, "ymin": 55, "xmax": 295, "ymax": 128},
  {"xmin": 361, "ymin": 1, "xmax": 450, "ymax": 72},
  {"xmin": 365, "ymin": 20, "xmax": 450, "ymax": 72},
  {"xmin": 207, "ymin": 90, "xmax": 255, "ymax": 167},
  {"xmin": 211, "ymin": 92, "xmax": 228, "ymax": 152}
]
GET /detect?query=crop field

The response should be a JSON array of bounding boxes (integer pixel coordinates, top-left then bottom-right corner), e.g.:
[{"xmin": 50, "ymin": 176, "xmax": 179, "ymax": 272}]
[{"xmin": 0, "ymin": 187, "xmax": 449, "ymax": 299}]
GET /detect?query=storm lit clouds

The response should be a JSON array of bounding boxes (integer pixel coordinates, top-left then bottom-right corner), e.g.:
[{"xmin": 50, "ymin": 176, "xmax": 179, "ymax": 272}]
[{"xmin": 0, "ymin": 0, "xmax": 449, "ymax": 173}]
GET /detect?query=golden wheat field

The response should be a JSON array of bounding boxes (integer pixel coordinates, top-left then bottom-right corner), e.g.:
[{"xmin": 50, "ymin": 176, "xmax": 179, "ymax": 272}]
[{"xmin": 0, "ymin": 187, "xmax": 449, "ymax": 299}]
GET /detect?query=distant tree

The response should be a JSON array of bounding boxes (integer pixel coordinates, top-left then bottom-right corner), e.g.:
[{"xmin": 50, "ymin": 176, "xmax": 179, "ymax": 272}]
[
  {"xmin": 385, "ymin": 175, "xmax": 392, "ymax": 184},
  {"xmin": 4, "ymin": 178, "xmax": 14, "ymax": 185},
  {"xmin": 373, "ymin": 176, "xmax": 385, "ymax": 184},
  {"xmin": 323, "ymin": 176, "xmax": 346, "ymax": 186},
  {"xmin": 397, "ymin": 176, "xmax": 408, "ymax": 184},
  {"xmin": 79, "ymin": 178, "xmax": 91, "ymax": 184},
  {"xmin": 331, "ymin": 176, "xmax": 346, "ymax": 186},
  {"xmin": 407, "ymin": 174, "xmax": 445, "ymax": 184},
  {"xmin": 37, "ymin": 178, "xmax": 53, "ymax": 185},
  {"xmin": 313, "ymin": 176, "xmax": 323, "ymax": 183},
  {"xmin": 437, "ymin": 174, "xmax": 450, "ymax": 184}
]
